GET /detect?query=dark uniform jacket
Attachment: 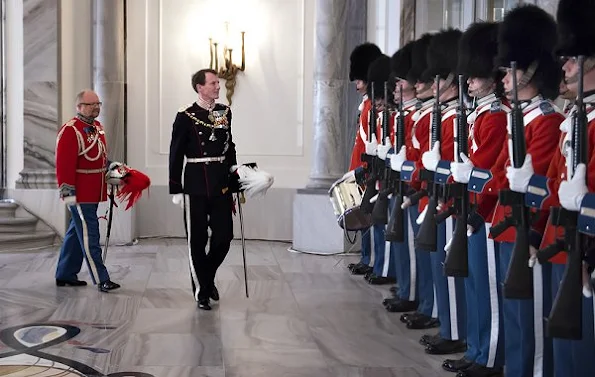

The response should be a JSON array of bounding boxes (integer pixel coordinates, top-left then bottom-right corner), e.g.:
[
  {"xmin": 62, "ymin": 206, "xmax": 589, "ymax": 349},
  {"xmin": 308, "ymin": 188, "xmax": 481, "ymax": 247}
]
[{"xmin": 169, "ymin": 102, "xmax": 238, "ymax": 196}]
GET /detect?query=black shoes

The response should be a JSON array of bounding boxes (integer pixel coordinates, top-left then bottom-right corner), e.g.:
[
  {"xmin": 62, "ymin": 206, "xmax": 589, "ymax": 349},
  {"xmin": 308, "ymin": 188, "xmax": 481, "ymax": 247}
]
[
  {"xmin": 98, "ymin": 280, "xmax": 121, "ymax": 292},
  {"xmin": 198, "ymin": 299, "xmax": 212, "ymax": 310},
  {"xmin": 425, "ymin": 338, "xmax": 467, "ymax": 355},
  {"xmin": 56, "ymin": 279, "xmax": 87, "ymax": 287},
  {"xmin": 442, "ymin": 357, "xmax": 473, "ymax": 372},
  {"xmin": 456, "ymin": 363, "xmax": 503, "ymax": 377},
  {"xmin": 349, "ymin": 262, "xmax": 372, "ymax": 275}
]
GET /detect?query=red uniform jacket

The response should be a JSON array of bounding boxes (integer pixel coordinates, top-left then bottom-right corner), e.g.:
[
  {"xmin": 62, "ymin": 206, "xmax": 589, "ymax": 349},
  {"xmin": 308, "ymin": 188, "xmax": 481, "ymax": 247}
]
[
  {"xmin": 349, "ymin": 98, "xmax": 373, "ymax": 171},
  {"xmin": 468, "ymin": 95, "xmax": 510, "ymax": 222},
  {"xmin": 488, "ymin": 97, "xmax": 564, "ymax": 243},
  {"xmin": 540, "ymin": 99, "xmax": 595, "ymax": 263},
  {"xmin": 418, "ymin": 99, "xmax": 457, "ymax": 213},
  {"xmin": 56, "ymin": 117, "xmax": 108, "ymax": 204}
]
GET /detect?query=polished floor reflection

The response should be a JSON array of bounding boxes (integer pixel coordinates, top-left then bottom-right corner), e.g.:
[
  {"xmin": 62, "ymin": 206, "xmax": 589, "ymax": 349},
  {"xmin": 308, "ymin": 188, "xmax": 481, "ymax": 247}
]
[{"xmin": 0, "ymin": 239, "xmax": 455, "ymax": 376}]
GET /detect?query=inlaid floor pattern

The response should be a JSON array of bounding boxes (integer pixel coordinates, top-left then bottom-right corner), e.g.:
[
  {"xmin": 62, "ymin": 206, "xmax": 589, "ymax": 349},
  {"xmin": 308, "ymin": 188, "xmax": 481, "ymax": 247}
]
[{"xmin": 0, "ymin": 239, "xmax": 457, "ymax": 376}]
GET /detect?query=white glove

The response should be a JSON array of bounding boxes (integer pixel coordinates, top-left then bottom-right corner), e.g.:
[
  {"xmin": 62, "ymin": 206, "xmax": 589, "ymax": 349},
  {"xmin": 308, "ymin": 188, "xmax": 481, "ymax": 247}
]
[
  {"xmin": 444, "ymin": 237, "xmax": 453, "ymax": 254},
  {"xmin": 390, "ymin": 146, "xmax": 407, "ymax": 172},
  {"xmin": 582, "ymin": 262, "xmax": 593, "ymax": 298},
  {"xmin": 467, "ymin": 225, "xmax": 474, "ymax": 237},
  {"xmin": 416, "ymin": 204, "xmax": 428, "ymax": 225},
  {"xmin": 369, "ymin": 193, "xmax": 379, "ymax": 204},
  {"xmin": 401, "ymin": 196, "xmax": 411, "ymax": 209},
  {"xmin": 451, "ymin": 153, "xmax": 474, "ymax": 184},
  {"xmin": 559, "ymin": 163, "xmax": 588, "ymax": 211},
  {"xmin": 506, "ymin": 154, "xmax": 534, "ymax": 193},
  {"xmin": 528, "ymin": 245, "xmax": 538, "ymax": 268},
  {"xmin": 172, "ymin": 193, "xmax": 184, "ymax": 209},
  {"xmin": 377, "ymin": 137, "xmax": 392, "ymax": 160},
  {"xmin": 422, "ymin": 141, "xmax": 441, "ymax": 172},
  {"xmin": 364, "ymin": 138, "xmax": 378, "ymax": 156}
]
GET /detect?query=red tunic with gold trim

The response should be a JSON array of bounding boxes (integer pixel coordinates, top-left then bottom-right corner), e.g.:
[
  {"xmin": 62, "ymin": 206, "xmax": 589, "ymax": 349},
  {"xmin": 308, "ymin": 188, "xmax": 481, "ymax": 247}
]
[
  {"xmin": 467, "ymin": 95, "xmax": 510, "ymax": 221},
  {"xmin": 485, "ymin": 97, "xmax": 564, "ymax": 243},
  {"xmin": 55, "ymin": 117, "xmax": 108, "ymax": 204}
]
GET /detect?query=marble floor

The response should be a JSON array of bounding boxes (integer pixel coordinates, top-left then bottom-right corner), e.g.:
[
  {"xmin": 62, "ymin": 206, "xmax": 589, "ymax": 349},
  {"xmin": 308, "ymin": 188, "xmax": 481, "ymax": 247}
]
[{"xmin": 0, "ymin": 238, "xmax": 457, "ymax": 377}]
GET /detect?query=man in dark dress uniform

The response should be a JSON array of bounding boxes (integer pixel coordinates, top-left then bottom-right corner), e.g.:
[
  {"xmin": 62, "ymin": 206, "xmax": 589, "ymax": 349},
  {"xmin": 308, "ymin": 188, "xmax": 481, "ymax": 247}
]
[{"xmin": 169, "ymin": 68, "xmax": 238, "ymax": 310}]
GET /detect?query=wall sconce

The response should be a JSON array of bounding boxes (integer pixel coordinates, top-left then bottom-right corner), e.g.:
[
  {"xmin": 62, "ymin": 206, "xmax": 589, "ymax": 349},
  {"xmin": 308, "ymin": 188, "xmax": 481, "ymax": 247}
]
[{"xmin": 209, "ymin": 22, "xmax": 245, "ymax": 106}]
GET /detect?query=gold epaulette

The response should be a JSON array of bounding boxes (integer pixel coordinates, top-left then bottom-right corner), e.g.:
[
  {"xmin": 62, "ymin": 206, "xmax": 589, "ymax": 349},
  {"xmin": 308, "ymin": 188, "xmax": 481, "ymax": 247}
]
[{"xmin": 178, "ymin": 103, "xmax": 193, "ymax": 112}]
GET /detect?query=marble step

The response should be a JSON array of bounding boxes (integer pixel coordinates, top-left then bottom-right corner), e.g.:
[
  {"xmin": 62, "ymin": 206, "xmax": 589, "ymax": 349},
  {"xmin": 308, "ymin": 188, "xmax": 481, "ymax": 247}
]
[
  {"xmin": 0, "ymin": 217, "xmax": 38, "ymax": 233},
  {"xmin": 0, "ymin": 201, "xmax": 18, "ymax": 218},
  {"xmin": 0, "ymin": 231, "xmax": 57, "ymax": 252}
]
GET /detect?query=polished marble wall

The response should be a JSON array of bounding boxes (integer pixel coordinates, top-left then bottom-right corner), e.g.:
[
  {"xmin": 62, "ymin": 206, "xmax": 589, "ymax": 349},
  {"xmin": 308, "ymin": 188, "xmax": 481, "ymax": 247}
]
[{"xmin": 22, "ymin": 0, "xmax": 58, "ymax": 170}]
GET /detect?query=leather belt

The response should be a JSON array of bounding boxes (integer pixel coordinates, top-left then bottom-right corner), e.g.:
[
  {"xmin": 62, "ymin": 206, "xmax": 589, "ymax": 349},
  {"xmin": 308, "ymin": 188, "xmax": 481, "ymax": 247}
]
[
  {"xmin": 187, "ymin": 156, "xmax": 225, "ymax": 163},
  {"xmin": 76, "ymin": 168, "xmax": 106, "ymax": 174}
]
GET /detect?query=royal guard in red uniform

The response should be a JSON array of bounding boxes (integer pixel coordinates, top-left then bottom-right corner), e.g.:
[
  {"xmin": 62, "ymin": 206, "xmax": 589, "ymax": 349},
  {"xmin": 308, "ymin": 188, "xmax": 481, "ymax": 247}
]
[
  {"xmin": 346, "ymin": 42, "xmax": 384, "ymax": 276},
  {"xmin": 395, "ymin": 33, "xmax": 439, "ymax": 331},
  {"xmin": 470, "ymin": 5, "xmax": 563, "ymax": 377},
  {"xmin": 55, "ymin": 90, "xmax": 123, "ymax": 292},
  {"xmin": 447, "ymin": 21, "xmax": 508, "ymax": 377},
  {"xmin": 516, "ymin": 1, "xmax": 595, "ymax": 376},
  {"xmin": 412, "ymin": 28, "xmax": 467, "ymax": 356},
  {"xmin": 382, "ymin": 41, "xmax": 423, "ymax": 314},
  {"xmin": 364, "ymin": 54, "xmax": 397, "ymax": 285}
]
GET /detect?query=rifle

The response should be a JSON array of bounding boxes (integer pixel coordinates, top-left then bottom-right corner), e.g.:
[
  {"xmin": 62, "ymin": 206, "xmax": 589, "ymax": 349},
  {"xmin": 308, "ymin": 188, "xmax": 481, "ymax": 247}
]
[
  {"xmin": 415, "ymin": 75, "xmax": 442, "ymax": 252},
  {"xmin": 360, "ymin": 83, "xmax": 378, "ymax": 214},
  {"xmin": 489, "ymin": 61, "xmax": 533, "ymax": 299},
  {"xmin": 371, "ymin": 82, "xmax": 392, "ymax": 224},
  {"xmin": 442, "ymin": 74, "xmax": 469, "ymax": 277},
  {"xmin": 386, "ymin": 83, "xmax": 407, "ymax": 242},
  {"xmin": 542, "ymin": 55, "xmax": 587, "ymax": 340}
]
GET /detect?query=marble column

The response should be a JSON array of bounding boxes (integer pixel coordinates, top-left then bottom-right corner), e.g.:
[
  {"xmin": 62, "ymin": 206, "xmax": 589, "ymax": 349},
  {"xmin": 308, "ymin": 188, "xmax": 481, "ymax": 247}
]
[
  {"xmin": 92, "ymin": 0, "xmax": 125, "ymax": 163},
  {"xmin": 293, "ymin": 0, "xmax": 367, "ymax": 255},
  {"xmin": 6, "ymin": 0, "xmax": 24, "ymax": 191},
  {"xmin": 16, "ymin": 0, "xmax": 59, "ymax": 189},
  {"xmin": 307, "ymin": 0, "xmax": 366, "ymax": 189},
  {"xmin": 400, "ymin": 0, "xmax": 416, "ymax": 44}
]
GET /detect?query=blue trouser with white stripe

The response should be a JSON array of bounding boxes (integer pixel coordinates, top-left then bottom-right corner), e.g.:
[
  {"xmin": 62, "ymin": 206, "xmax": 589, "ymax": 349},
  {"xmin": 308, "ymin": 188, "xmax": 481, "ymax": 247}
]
[
  {"xmin": 499, "ymin": 241, "xmax": 552, "ymax": 377},
  {"xmin": 551, "ymin": 263, "xmax": 595, "ymax": 377},
  {"xmin": 414, "ymin": 204, "xmax": 434, "ymax": 317},
  {"xmin": 392, "ymin": 203, "xmax": 420, "ymax": 301},
  {"xmin": 55, "ymin": 203, "xmax": 110, "ymax": 285},
  {"xmin": 464, "ymin": 222, "xmax": 504, "ymax": 368},
  {"xmin": 428, "ymin": 218, "xmax": 466, "ymax": 340},
  {"xmin": 360, "ymin": 227, "xmax": 372, "ymax": 266},
  {"xmin": 372, "ymin": 222, "xmax": 394, "ymax": 277}
]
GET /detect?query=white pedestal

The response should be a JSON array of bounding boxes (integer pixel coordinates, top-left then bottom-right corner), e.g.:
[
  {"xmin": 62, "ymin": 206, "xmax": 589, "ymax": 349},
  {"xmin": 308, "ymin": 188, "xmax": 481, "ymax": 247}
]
[{"xmin": 291, "ymin": 188, "xmax": 361, "ymax": 255}]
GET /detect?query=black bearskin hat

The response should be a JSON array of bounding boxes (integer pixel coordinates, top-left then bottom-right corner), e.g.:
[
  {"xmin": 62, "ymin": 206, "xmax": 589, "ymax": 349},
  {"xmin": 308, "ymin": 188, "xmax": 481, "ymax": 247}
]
[
  {"xmin": 495, "ymin": 4, "xmax": 560, "ymax": 99},
  {"xmin": 422, "ymin": 28, "xmax": 462, "ymax": 83},
  {"xmin": 391, "ymin": 41, "xmax": 414, "ymax": 84},
  {"xmin": 406, "ymin": 33, "xmax": 433, "ymax": 84},
  {"xmin": 555, "ymin": 0, "xmax": 595, "ymax": 57},
  {"xmin": 349, "ymin": 43, "xmax": 383, "ymax": 81},
  {"xmin": 458, "ymin": 22, "xmax": 499, "ymax": 79},
  {"xmin": 366, "ymin": 55, "xmax": 391, "ymax": 100}
]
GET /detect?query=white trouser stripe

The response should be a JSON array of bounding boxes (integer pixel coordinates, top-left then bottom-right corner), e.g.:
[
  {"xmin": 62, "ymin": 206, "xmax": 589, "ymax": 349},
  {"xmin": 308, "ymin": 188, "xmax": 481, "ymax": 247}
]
[
  {"xmin": 407, "ymin": 212, "xmax": 417, "ymax": 301},
  {"xmin": 533, "ymin": 262, "xmax": 544, "ymax": 377},
  {"xmin": 184, "ymin": 195, "xmax": 200, "ymax": 302},
  {"xmin": 446, "ymin": 217, "xmax": 459, "ymax": 340},
  {"xmin": 485, "ymin": 223, "xmax": 500, "ymax": 368},
  {"xmin": 432, "ymin": 285, "xmax": 438, "ymax": 318},
  {"xmin": 382, "ymin": 230, "xmax": 391, "ymax": 277},
  {"xmin": 74, "ymin": 204, "xmax": 99, "ymax": 283}
]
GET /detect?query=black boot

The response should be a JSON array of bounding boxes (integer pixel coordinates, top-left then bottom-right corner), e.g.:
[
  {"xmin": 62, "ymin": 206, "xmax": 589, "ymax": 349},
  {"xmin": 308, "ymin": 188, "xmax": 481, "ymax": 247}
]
[
  {"xmin": 456, "ymin": 363, "xmax": 503, "ymax": 377},
  {"xmin": 56, "ymin": 279, "xmax": 87, "ymax": 287},
  {"xmin": 425, "ymin": 338, "xmax": 467, "ymax": 355},
  {"xmin": 198, "ymin": 298, "xmax": 212, "ymax": 310},
  {"xmin": 442, "ymin": 357, "xmax": 473, "ymax": 372}
]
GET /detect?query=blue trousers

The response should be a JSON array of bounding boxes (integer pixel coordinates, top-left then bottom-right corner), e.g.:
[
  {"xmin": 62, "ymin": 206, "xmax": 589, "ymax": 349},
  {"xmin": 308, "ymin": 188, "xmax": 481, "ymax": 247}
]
[
  {"xmin": 55, "ymin": 204, "xmax": 110, "ymax": 285},
  {"xmin": 464, "ymin": 222, "xmax": 505, "ymax": 368},
  {"xmin": 551, "ymin": 263, "xmax": 595, "ymax": 377},
  {"xmin": 428, "ymin": 218, "xmax": 466, "ymax": 340},
  {"xmin": 371, "ymin": 223, "xmax": 394, "ymax": 277},
  {"xmin": 391, "ymin": 203, "xmax": 420, "ymax": 301},
  {"xmin": 360, "ymin": 227, "xmax": 372, "ymax": 266},
  {"xmin": 498, "ymin": 241, "xmax": 552, "ymax": 377}
]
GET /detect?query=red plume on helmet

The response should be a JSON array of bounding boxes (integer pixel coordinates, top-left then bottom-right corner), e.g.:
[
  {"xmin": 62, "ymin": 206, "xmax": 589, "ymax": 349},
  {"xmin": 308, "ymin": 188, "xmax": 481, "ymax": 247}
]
[{"xmin": 106, "ymin": 163, "xmax": 151, "ymax": 210}]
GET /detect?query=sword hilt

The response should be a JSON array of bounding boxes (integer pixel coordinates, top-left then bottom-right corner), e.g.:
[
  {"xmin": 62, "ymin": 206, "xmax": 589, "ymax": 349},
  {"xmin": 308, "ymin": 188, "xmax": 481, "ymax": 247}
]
[{"xmin": 240, "ymin": 192, "xmax": 246, "ymax": 204}]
